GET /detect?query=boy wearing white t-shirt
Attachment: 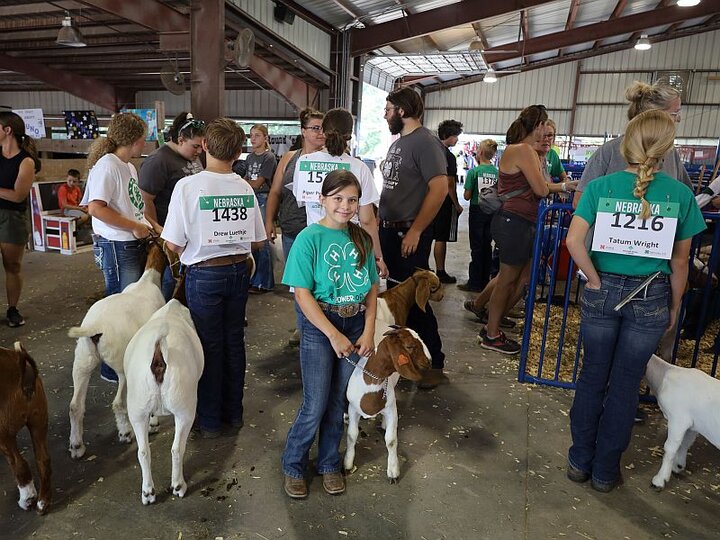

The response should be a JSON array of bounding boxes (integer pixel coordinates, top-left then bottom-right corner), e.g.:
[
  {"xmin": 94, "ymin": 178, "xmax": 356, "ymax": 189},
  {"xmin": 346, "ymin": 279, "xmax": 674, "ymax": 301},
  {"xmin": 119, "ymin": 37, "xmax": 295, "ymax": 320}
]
[{"xmin": 163, "ymin": 119, "xmax": 266, "ymax": 438}]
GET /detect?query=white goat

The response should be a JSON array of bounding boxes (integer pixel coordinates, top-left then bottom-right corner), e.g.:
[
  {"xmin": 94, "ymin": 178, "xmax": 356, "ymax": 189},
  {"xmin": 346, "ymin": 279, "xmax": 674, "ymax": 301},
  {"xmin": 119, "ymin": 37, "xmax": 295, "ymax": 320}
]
[
  {"xmin": 125, "ymin": 299, "xmax": 204, "ymax": 505},
  {"xmin": 645, "ymin": 354, "xmax": 720, "ymax": 490},
  {"xmin": 345, "ymin": 324, "xmax": 430, "ymax": 483},
  {"xmin": 68, "ymin": 241, "xmax": 167, "ymax": 459}
]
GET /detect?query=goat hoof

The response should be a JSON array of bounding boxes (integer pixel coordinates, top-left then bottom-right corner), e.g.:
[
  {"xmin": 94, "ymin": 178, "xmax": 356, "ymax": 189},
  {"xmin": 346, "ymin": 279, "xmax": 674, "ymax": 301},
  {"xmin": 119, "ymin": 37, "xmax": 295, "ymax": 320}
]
[
  {"xmin": 650, "ymin": 482, "xmax": 664, "ymax": 492},
  {"xmin": 69, "ymin": 443, "xmax": 86, "ymax": 459},
  {"xmin": 36, "ymin": 500, "xmax": 49, "ymax": 515},
  {"xmin": 18, "ymin": 495, "xmax": 36, "ymax": 511},
  {"xmin": 142, "ymin": 488, "xmax": 156, "ymax": 505},
  {"xmin": 118, "ymin": 432, "xmax": 133, "ymax": 444},
  {"xmin": 148, "ymin": 424, "xmax": 160, "ymax": 434},
  {"xmin": 172, "ymin": 482, "xmax": 187, "ymax": 498},
  {"xmin": 672, "ymin": 465, "xmax": 685, "ymax": 474},
  {"xmin": 344, "ymin": 465, "xmax": 357, "ymax": 475},
  {"xmin": 388, "ymin": 477, "xmax": 399, "ymax": 485}
]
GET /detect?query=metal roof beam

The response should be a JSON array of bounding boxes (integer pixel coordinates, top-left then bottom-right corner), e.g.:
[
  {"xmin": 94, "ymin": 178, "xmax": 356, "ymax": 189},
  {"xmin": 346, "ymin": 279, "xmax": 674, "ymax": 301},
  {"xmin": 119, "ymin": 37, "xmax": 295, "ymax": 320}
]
[
  {"xmin": 76, "ymin": 0, "xmax": 188, "ymax": 33},
  {"xmin": 249, "ymin": 55, "xmax": 319, "ymax": 110},
  {"xmin": 592, "ymin": 0, "xmax": 628, "ymax": 50},
  {"xmin": 273, "ymin": 1, "xmax": 338, "ymax": 34},
  {"xmin": 483, "ymin": 0, "xmax": 720, "ymax": 63},
  {"xmin": 0, "ymin": 53, "xmax": 125, "ymax": 111},
  {"xmin": 559, "ymin": 0, "xmax": 581, "ymax": 56},
  {"xmin": 350, "ymin": 0, "xmax": 557, "ymax": 56}
]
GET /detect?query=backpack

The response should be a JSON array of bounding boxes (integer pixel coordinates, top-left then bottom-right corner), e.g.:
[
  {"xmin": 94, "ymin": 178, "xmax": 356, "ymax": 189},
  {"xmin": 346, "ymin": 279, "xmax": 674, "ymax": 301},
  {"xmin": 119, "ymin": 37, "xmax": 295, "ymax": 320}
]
[{"xmin": 477, "ymin": 184, "xmax": 530, "ymax": 214}]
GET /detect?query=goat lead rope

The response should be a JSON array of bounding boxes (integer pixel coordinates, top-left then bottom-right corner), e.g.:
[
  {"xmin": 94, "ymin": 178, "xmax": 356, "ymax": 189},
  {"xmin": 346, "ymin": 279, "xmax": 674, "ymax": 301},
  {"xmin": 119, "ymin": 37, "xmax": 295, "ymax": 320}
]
[{"xmin": 343, "ymin": 355, "xmax": 388, "ymax": 400}]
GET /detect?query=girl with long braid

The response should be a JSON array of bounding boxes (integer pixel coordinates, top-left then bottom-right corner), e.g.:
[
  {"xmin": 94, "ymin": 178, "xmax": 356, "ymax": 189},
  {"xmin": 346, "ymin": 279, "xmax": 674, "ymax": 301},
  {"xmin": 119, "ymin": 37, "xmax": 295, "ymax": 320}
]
[{"xmin": 564, "ymin": 110, "xmax": 705, "ymax": 493}]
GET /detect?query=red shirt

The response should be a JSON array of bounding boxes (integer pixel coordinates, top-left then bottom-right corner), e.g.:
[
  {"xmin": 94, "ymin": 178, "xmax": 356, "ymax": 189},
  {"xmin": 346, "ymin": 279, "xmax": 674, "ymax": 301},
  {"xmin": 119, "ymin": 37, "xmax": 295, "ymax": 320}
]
[{"xmin": 57, "ymin": 184, "xmax": 82, "ymax": 209}]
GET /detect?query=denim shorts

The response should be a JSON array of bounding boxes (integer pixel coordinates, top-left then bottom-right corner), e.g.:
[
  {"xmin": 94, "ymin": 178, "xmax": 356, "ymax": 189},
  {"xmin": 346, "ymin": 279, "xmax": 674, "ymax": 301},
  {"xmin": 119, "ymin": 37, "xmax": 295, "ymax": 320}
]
[
  {"xmin": 0, "ymin": 209, "xmax": 28, "ymax": 245},
  {"xmin": 491, "ymin": 210, "xmax": 536, "ymax": 266}
]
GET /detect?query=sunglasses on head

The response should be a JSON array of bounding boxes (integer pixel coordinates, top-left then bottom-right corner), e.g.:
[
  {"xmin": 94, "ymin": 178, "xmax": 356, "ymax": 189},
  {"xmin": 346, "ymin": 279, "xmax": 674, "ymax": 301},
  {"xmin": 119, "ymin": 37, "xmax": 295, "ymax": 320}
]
[{"xmin": 179, "ymin": 119, "xmax": 206, "ymax": 132}]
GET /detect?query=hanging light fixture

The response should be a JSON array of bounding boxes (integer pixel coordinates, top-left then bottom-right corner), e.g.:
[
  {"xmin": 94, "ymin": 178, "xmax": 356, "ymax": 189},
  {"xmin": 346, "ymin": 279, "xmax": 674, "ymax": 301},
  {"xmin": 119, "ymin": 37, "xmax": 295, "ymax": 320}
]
[
  {"xmin": 56, "ymin": 12, "xmax": 87, "ymax": 47},
  {"xmin": 468, "ymin": 38, "xmax": 484, "ymax": 51},
  {"xmin": 483, "ymin": 68, "xmax": 497, "ymax": 83},
  {"xmin": 677, "ymin": 0, "xmax": 700, "ymax": 6},
  {"xmin": 634, "ymin": 34, "xmax": 651, "ymax": 51}
]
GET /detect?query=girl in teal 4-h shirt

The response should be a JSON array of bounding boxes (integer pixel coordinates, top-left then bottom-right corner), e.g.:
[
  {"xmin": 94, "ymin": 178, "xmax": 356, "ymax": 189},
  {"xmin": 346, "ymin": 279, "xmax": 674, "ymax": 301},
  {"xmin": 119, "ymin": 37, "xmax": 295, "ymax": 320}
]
[
  {"xmin": 565, "ymin": 110, "xmax": 705, "ymax": 493},
  {"xmin": 281, "ymin": 169, "xmax": 378, "ymax": 499}
]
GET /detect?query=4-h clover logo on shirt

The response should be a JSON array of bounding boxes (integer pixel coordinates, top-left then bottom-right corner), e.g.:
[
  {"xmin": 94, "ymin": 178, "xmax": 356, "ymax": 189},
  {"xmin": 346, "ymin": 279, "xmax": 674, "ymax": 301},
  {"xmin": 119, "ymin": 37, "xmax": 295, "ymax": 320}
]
[{"xmin": 324, "ymin": 242, "xmax": 368, "ymax": 293}]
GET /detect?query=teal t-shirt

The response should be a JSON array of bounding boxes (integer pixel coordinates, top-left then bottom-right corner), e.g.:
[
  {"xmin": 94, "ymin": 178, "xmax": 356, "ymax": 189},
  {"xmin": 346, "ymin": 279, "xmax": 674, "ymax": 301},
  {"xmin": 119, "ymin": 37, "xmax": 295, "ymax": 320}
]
[
  {"xmin": 575, "ymin": 170, "xmax": 706, "ymax": 275},
  {"xmin": 464, "ymin": 163, "xmax": 498, "ymax": 206},
  {"xmin": 546, "ymin": 149, "xmax": 565, "ymax": 179},
  {"xmin": 282, "ymin": 223, "xmax": 379, "ymax": 305}
]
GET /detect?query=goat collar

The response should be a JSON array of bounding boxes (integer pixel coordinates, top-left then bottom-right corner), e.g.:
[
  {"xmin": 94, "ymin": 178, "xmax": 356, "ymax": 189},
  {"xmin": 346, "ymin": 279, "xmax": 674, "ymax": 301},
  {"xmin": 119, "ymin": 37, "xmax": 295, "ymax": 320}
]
[{"xmin": 344, "ymin": 355, "xmax": 388, "ymax": 400}]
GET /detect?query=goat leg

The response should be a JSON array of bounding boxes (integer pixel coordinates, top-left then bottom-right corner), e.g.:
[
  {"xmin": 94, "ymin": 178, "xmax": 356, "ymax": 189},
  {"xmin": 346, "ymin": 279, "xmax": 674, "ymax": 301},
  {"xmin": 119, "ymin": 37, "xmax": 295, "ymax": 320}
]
[
  {"xmin": 28, "ymin": 395, "xmax": 51, "ymax": 515},
  {"xmin": 652, "ymin": 420, "xmax": 691, "ymax": 490},
  {"xmin": 68, "ymin": 340, "xmax": 99, "ymax": 459},
  {"xmin": 383, "ymin": 404, "xmax": 400, "ymax": 484},
  {"xmin": 171, "ymin": 411, "xmax": 194, "ymax": 498},
  {"xmin": 112, "ymin": 374, "xmax": 133, "ymax": 444},
  {"xmin": 673, "ymin": 429, "xmax": 698, "ymax": 474},
  {"xmin": 343, "ymin": 408, "xmax": 361, "ymax": 474},
  {"xmin": 1, "ymin": 438, "xmax": 37, "ymax": 511},
  {"xmin": 130, "ymin": 413, "xmax": 155, "ymax": 505}
]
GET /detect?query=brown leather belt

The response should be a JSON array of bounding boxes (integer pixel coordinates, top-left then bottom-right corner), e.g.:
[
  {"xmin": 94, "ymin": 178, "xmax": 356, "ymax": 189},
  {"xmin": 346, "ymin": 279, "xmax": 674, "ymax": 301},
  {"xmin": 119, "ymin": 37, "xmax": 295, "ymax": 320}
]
[
  {"xmin": 317, "ymin": 301, "xmax": 366, "ymax": 318},
  {"xmin": 193, "ymin": 254, "xmax": 248, "ymax": 268},
  {"xmin": 380, "ymin": 220, "xmax": 414, "ymax": 229}
]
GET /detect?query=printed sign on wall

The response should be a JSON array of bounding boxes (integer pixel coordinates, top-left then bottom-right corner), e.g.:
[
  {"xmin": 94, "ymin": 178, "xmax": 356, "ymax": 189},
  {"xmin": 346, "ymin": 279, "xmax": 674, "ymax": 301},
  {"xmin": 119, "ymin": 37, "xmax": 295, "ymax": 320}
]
[{"xmin": 13, "ymin": 109, "xmax": 45, "ymax": 139}]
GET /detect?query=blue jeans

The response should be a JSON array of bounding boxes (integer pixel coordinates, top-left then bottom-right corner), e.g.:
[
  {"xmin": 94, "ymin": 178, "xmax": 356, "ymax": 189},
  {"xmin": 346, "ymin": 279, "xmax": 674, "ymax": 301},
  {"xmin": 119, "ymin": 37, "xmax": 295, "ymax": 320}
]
[
  {"xmin": 161, "ymin": 265, "xmax": 177, "ymax": 301},
  {"xmin": 281, "ymin": 232, "xmax": 296, "ymax": 261},
  {"xmin": 282, "ymin": 305, "xmax": 363, "ymax": 478},
  {"xmin": 93, "ymin": 235, "xmax": 146, "ymax": 382},
  {"xmin": 185, "ymin": 261, "xmax": 250, "ymax": 432},
  {"xmin": 468, "ymin": 206, "xmax": 494, "ymax": 289},
  {"xmin": 92, "ymin": 236, "xmax": 146, "ymax": 296},
  {"xmin": 250, "ymin": 193, "xmax": 274, "ymax": 291},
  {"xmin": 569, "ymin": 272, "xmax": 670, "ymax": 485}
]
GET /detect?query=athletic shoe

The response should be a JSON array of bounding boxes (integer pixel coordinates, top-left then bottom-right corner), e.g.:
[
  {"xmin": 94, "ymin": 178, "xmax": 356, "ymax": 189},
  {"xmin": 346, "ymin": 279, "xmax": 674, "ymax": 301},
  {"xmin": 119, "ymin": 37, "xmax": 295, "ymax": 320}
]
[
  {"xmin": 566, "ymin": 462, "xmax": 590, "ymax": 483},
  {"xmin": 100, "ymin": 362, "xmax": 119, "ymax": 384},
  {"xmin": 591, "ymin": 474, "xmax": 623, "ymax": 493},
  {"xmin": 463, "ymin": 300, "xmax": 485, "ymax": 320},
  {"xmin": 634, "ymin": 407, "xmax": 646, "ymax": 425},
  {"xmin": 7, "ymin": 307, "xmax": 25, "ymax": 327},
  {"xmin": 458, "ymin": 282, "xmax": 483, "ymax": 292},
  {"xmin": 436, "ymin": 270, "xmax": 456, "ymax": 284},
  {"xmin": 480, "ymin": 331, "xmax": 521, "ymax": 355}
]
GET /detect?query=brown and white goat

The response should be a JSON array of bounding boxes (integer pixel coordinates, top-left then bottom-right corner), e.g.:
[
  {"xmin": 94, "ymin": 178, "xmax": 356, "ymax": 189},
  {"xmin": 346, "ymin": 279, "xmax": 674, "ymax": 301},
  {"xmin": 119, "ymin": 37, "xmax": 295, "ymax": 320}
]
[
  {"xmin": 345, "ymin": 324, "xmax": 431, "ymax": 483},
  {"xmin": 68, "ymin": 240, "xmax": 167, "ymax": 459},
  {"xmin": 125, "ymin": 298, "xmax": 204, "ymax": 505},
  {"xmin": 0, "ymin": 342, "xmax": 51, "ymax": 514},
  {"xmin": 376, "ymin": 270, "xmax": 444, "ymax": 330}
]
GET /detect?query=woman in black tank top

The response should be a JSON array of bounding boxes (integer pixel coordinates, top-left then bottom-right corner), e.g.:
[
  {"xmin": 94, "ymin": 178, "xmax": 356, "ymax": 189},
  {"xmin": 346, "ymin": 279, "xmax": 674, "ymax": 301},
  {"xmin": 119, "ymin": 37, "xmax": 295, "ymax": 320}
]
[{"xmin": 0, "ymin": 112, "xmax": 41, "ymax": 327}]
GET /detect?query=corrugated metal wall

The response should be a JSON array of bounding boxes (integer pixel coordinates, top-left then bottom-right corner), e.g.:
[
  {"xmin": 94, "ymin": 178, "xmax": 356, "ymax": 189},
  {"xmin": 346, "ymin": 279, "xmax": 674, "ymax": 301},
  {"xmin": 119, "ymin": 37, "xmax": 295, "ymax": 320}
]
[
  {"xmin": 0, "ymin": 91, "xmax": 114, "ymax": 115},
  {"xmin": 424, "ymin": 30, "xmax": 720, "ymax": 138},
  {"xmin": 229, "ymin": 0, "xmax": 331, "ymax": 68},
  {"xmin": 136, "ymin": 90, "xmax": 297, "ymax": 119}
]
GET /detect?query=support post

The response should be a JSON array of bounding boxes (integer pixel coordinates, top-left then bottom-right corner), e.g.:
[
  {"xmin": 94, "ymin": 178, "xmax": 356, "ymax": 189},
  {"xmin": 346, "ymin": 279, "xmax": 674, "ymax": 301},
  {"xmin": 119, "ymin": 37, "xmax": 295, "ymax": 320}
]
[{"xmin": 190, "ymin": 0, "xmax": 224, "ymax": 121}]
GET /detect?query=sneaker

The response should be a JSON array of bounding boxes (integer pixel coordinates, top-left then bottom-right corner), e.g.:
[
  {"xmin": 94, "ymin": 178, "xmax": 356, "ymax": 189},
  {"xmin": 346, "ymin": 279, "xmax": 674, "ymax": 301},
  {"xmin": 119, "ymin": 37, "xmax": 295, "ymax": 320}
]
[
  {"xmin": 458, "ymin": 282, "xmax": 483, "ymax": 292},
  {"xmin": 6, "ymin": 307, "xmax": 24, "ymax": 327},
  {"xmin": 480, "ymin": 331, "xmax": 521, "ymax": 355},
  {"xmin": 463, "ymin": 300, "xmax": 485, "ymax": 320},
  {"xmin": 566, "ymin": 462, "xmax": 590, "ymax": 483},
  {"xmin": 634, "ymin": 407, "xmax": 646, "ymax": 425},
  {"xmin": 284, "ymin": 475, "xmax": 308, "ymax": 499},
  {"xmin": 100, "ymin": 362, "xmax": 119, "ymax": 384},
  {"xmin": 322, "ymin": 472, "xmax": 345, "ymax": 495},
  {"xmin": 478, "ymin": 327, "xmax": 488, "ymax": 340},
  {"xmin": 249, "ymin": 286, "xmax": 271, "ymax": 295},
  {"xmin": 436, "ymin": 270, "xmax": 456, "ymax": 284}
]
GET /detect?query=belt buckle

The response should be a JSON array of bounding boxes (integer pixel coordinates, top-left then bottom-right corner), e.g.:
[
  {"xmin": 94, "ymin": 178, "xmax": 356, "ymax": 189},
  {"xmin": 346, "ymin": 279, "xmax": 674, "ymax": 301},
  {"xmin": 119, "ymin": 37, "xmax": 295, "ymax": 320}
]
[{"xmin": 338, "ymin": 304, "xmax": 358, "ymax": 317}]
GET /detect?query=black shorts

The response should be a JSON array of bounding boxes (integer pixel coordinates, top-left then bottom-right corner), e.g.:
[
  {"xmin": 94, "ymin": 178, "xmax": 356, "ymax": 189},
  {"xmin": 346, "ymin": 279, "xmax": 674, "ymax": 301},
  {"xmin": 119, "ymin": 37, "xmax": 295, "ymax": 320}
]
[
  {"xmin": 432, "ymin": 197, "xmax": 458, "ymax": 242},
  {"xmin": 491, "ymin": 210, "xmax": 536, "ymax": 267}
]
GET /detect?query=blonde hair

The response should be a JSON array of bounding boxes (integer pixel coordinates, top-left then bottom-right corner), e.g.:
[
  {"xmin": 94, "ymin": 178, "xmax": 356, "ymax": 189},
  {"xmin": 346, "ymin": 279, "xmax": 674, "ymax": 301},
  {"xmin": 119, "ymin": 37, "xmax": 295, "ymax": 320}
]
[
  {"xmin": 620, "ymin": 110, "xmax": 676, "ymax": 219},
  {"xmin": 545, "ymin": 119, "xmax": 557, "ymax": 134},
  {"xmin": 250, "ymin": 123, "xmax": 270, "ymax": 151},
  {"xmin": 476, "ymin": 139, "xmax": 498, "ymax": 161},
  {"xmin": 87, "ymin": 112, "xmax": 146, "ymax": 169},
  {"xmin": 625, "ymin": 80, "xmax": 681, "ymax": 120}
]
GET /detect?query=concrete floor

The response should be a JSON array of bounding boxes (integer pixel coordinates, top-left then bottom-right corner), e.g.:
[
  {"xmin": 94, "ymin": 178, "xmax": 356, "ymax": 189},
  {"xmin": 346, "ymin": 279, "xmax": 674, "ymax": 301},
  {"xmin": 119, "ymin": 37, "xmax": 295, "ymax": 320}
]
[{"xmin": 1, "ymin": 206, "xmax": 720, "ymax": 540}]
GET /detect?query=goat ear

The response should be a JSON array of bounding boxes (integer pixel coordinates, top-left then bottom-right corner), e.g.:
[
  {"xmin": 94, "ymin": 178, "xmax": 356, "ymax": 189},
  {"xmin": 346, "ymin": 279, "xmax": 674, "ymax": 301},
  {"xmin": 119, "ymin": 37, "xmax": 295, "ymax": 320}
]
[{"xmin": 415, "ymin": 279, "xmax": 430, "ymax": 312}]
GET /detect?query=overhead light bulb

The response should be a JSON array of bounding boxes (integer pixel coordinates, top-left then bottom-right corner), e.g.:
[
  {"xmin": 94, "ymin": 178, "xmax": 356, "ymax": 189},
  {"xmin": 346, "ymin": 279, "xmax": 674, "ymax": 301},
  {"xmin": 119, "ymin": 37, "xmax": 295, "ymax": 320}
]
[
  {"xmin": 56, "ymin": 13, "xmax": 87, "ymax": 48},
  {"xmin": 677, "ymin": 0, "xmax": 700, "ymax": 6},
  {"xmin": 468, "ymin": 38, "xmax": 484, "ymax": 51},
  {"xmin": 484, "ymin": 68, "xmax": 497, "ymax": 83},
  {"xmin": 634, "ymin": 34, "xmax": 651, "ymax": 51}
]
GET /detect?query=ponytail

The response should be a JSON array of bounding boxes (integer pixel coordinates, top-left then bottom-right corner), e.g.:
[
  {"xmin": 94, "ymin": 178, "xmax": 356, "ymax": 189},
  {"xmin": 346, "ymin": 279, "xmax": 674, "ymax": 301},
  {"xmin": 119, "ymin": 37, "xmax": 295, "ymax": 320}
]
[
  {"xmin": 322, "ymin": 108, "xmax": 354, "ymax": 157},
  {"xmin": 347, "ymin": 221, "xmax": 372, "ymax": 269},
  {"xmin": 21, "ymin": 135, "xmax": 41, "ymax": 173},
  {"xmin": 324, "ymin": 130, "xmax": 349, "ymax": 156},
  {"xmin": 0, "ymin": 111, "xmax": 41, "ymax": 172},
  {"xmin": 506, "ymin": 105, "xmax": 548, "ymax": 144}
]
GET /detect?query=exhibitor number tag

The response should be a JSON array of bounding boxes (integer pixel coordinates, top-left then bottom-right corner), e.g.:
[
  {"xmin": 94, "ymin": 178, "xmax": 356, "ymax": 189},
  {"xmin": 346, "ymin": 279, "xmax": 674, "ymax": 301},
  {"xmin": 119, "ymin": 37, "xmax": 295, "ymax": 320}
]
[
  {"xmin": 592, "ymin": 197, "xmax": 678, "ymax": 260},
  {"xmin": 199, "ymin": 194, "xmax": 256, "ymax": 245},
  {"xmin": 295, "ymin": 160, "xmax": 351, "ymax": 202}
]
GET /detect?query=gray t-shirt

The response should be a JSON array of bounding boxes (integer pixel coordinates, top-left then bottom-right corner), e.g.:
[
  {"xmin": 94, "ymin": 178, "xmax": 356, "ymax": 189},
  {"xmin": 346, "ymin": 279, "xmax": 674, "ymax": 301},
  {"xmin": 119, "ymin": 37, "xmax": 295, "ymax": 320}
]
[
  {"xmin": 379, "ymin": 126, "xmax": 447, "ymax": 222},
  {"xmin": 279, "ymin": 150, "xmax": 308, "ymax": 238},
  {"xmin": 577, "ymin": 135, "xmax": 691, "ymax": 192},
  {"xmin": 245, "ymin": 150, "xmax": 276, "ymax": 194},
  {"xmin": 138, "ymin": 144, "xmax": 202, "ymax": 225}
]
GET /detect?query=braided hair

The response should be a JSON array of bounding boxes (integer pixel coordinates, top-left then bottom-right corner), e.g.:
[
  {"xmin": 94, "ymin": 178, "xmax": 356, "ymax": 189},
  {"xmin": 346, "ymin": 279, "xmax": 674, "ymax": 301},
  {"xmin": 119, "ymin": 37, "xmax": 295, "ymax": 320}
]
[{"xmin": 620, "ymin": 110, "xmax": 676, "ymax": 220}]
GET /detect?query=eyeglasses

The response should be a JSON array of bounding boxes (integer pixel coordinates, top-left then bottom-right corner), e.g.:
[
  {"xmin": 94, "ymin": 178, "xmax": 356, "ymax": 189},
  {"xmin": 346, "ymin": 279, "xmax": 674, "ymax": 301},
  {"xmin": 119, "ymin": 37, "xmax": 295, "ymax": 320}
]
[
  {"xmin": 383, "ymin": 106, "xmax": 398, "ymax": 114},
  {"xmin": 179, "ymin": 119, "xmax": 206, "ymax": 132},
  {"xmin": 303, "ymin": 125, "xmax": 323, "ymax": 133}
]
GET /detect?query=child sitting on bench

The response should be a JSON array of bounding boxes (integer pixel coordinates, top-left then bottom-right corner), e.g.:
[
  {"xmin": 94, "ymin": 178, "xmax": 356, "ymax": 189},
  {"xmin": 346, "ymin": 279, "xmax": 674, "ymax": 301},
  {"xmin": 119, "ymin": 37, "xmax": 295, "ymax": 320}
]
[{"xmin": 58, "ymin": 169, "xmax": 90, "ymax": 226}]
